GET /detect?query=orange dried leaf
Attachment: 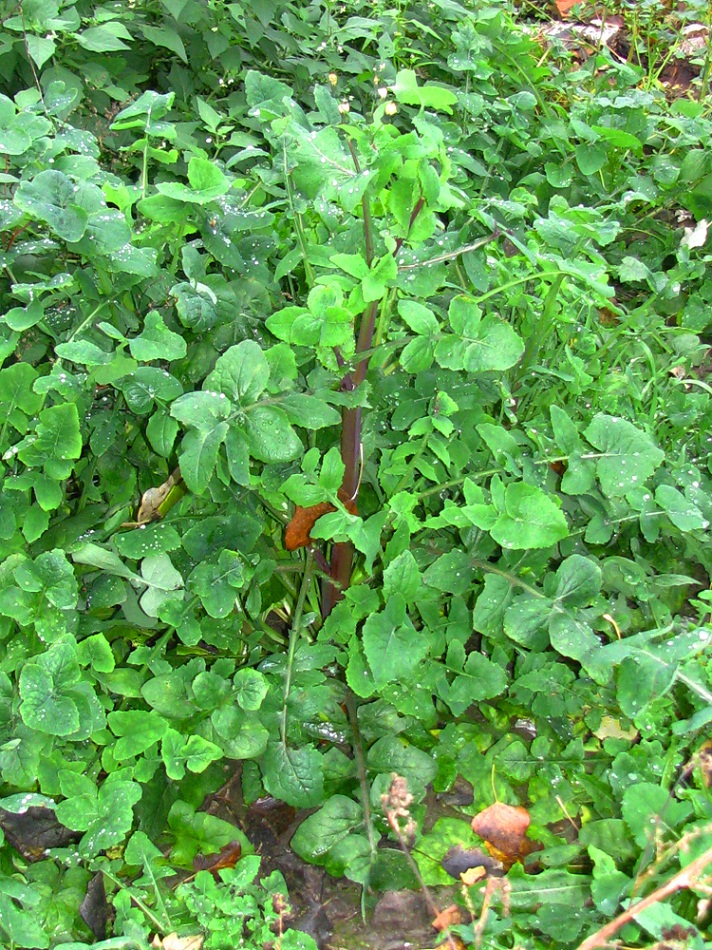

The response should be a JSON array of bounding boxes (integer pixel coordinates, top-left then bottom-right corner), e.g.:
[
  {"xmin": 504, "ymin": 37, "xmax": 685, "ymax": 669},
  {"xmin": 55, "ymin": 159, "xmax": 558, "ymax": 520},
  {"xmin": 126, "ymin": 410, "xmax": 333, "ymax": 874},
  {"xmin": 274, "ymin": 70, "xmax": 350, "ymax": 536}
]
[
  {"xmin": 284, "ymin": 502, "xmax": 334, "ymax": 551},
  {"xmin": 192, "ymin": 840, "xmax": 242, "ymax": 875},
  {"xmin": 461, "ymin": 865, "xmax": 487, "ymax": 886},
  {"xmin": 284, "ymin": 489, "xmax": 358, "ymax": 551},
  {"xmin": 471, "ymin": 803, "xmax": 532, "ymax": 869},
  {"xmin": 432, "ymin": 904, "xmax": 462, "ymax": 931},
  {"xmin": 555, "ymin": 0, "xmax": 579, "ymax": 18}
]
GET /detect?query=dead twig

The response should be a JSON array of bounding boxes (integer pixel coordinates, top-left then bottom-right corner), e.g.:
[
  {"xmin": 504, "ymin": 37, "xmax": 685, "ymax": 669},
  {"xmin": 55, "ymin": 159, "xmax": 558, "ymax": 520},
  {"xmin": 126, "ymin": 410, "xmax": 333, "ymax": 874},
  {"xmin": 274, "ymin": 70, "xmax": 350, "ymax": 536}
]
[{"xmin": 575, "ymin": 844, "xmax": 712, "ymax": 950}]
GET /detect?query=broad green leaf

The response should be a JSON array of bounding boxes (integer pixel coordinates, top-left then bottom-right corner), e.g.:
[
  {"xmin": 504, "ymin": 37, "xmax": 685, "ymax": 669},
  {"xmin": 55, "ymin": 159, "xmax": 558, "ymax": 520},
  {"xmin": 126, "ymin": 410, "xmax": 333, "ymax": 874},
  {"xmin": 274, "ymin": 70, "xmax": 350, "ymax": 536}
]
[
  {"xmin": 130, "ymin": 312, "xmax": 187, "ymax": 361},
  {"xmin": 447, "ymin": 652, "xmax": 508, "ymax": 715},
  {"xmin": 244, "ymin": 406, "xmax": 302, "ymax": 463},
  {"xmin": 76, "ymin": 633, "xmax": 115, "ymax": 673},
  {"xmin": 281, "ymin": 393, "xmax": 340, "ymax": 429},
  {"xmin": 14, "ymin": 170, "xmax": 88, "ymax": 241},
  {"xmin": 655, "ymin": 485, "xmax": 708, "ymax": 532},
  {"xmin": 108, "ymin": 709, "xmax": 168, "ymax": 758},
  {"xmin": 178, "ymin": 422, "xmax": 230, "ymax": 494},
  {"xmin": 362, "ymin": 594, "xmax": 429, "ymax": 688},
  {"xmin": 233, "ymin": 668, "xmax": 269, "ymax": 711},
  {"xmin": 363, "ymin": 254, "xmax": 398, "ymax": 302},
  {"xmin": 367, "ymin": 736, "xmax": 436, "ymax": 797},
  {"xmin": 553, "ymin": 556, "xmax": 602, "ymax": 607},
  {"xmin": 140, "ymin": 24, "xmax": 187, "ymax": 62},
  {"xmin": 383, "ymin": 550, "xmax": 420, "ymax": 602},
  {"xmin": 212, "ymin": 706, "xmax": 269, "ymax": 759},
  {"xmin": 0, "ymin": 363, "xmax": 43, "ymax": 432},
  {"xmin": 491, "ymin": 483, "xmax": 568, "ymax": 549},
  {"xmin": 398, "ymin": 299, "xmax": 439, "ymax": 335},
  {"xmin": 423, "ymin": 550, "xmax": 474, "ymax": 594},
  {"xmin": 291, "ymin": 795, "xmax": 363, "ymax": 863},
  {"xmin": 262, "ymin": 742, "xmax": 324, "ymax": 808},
  {"xmin": 549, "ymin": 611, "xmax": 601, "ymax": 666},
  {"xmin": 76, "ymin": 23, "xmax": 132, "ymax": 52},
  {"xmin": 204, "ymin": 340, "xmax": 269, "ymax": 405},
  {"xmin": 161, "ymin": 729, "xmax": 222, "ymax": 780},
  {"xmin": 158, "ymin": 158, "xmax": 230, "ymax": 204},
  {"xmin": 117, "ymin": 367, "xmax": 183, "ymax": 414},
  {"xmin": 584, "ymin": 415, "xmax": 664, "ymax": 497},
  {"xmin": 393, "ymin": 69, "xmax": 457, "ymax": 113},
  {"xmin": 17, "ymin": 403, "xmax": 82, "ymax": 469},
  {"xmin": 14, "ymin": 549, "xmax": 77, "ymax": 609}
]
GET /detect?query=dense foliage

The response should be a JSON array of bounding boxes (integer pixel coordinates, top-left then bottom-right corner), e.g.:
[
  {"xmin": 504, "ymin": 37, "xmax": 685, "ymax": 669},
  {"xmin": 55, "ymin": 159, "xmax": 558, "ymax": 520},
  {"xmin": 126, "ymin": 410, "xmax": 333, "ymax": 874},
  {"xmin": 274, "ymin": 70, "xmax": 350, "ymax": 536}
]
[{"xmin": 1, "ymin": 0, "xmax": 712, "ymax": 946}]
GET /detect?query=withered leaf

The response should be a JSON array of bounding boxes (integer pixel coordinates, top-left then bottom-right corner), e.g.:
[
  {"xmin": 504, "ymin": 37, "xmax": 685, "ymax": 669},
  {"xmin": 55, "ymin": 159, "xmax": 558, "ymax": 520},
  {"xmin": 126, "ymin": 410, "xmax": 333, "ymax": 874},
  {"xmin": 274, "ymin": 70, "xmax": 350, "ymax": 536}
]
[{"xmin": 471, "ymin": 803, "xmax": 534, "ymax": 869}]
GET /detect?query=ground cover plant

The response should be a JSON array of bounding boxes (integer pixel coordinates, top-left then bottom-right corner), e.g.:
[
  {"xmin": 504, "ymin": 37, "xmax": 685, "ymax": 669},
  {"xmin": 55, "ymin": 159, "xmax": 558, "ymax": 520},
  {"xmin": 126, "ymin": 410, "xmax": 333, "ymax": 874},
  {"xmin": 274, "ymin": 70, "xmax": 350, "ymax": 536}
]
[{"xmin": 1, "ymin": 0, "xmax": 712, "ymax": 946}]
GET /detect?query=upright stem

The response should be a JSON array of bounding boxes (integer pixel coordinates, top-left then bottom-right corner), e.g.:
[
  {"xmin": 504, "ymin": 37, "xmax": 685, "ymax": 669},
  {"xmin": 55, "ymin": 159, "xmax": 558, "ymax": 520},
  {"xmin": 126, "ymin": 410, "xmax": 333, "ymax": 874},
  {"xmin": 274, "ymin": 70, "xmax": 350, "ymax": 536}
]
[
  {"xmin": 321, "ymin": 147, "xmax": 425, "ymax": 618},
  {"xmin": 282, "ymin": 552, "xmax": 313, "ymax": 743}
]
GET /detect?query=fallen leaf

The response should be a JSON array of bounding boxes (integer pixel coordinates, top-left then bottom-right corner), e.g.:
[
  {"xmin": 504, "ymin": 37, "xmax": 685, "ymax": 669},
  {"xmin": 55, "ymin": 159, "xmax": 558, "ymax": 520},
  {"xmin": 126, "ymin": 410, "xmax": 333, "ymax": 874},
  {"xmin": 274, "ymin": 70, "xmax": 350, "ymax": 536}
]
[
  {"xmin": 192, "ymin": 840, "xmax": 242, "ymax": 875},
  {"xmin": 471, "ymin": 803, "xmax": 533, "ymax": 869},
  {"xmin": 284, "ymin": 490, "xmax": 358, "ymax": 551},
  {"xmin": 461, "ymin": 865, "xmax": 487, "ymax": 886},
  {"xmin": 135, "ymin": 468, "xmax": 183, "ymax": 524},
  {"xmin": 152, "ymin": 934, "xmax": 203, "ymax": 950},
  {"xmin": 442, "ymin": 845, "xmax": 502, "ymax": 880},
  {"xmin": 432, "ymin": 904, "xmax": 462, "ymax": 931},
  {"xmin": 554, "ymin": 0, "xmax": 579, "ymax": 18}
]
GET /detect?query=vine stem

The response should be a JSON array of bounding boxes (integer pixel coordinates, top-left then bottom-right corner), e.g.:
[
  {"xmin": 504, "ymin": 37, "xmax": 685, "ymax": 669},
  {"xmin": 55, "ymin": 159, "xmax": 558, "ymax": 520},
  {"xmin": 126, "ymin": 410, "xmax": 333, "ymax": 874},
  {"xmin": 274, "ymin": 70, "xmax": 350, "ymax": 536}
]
[{"xmin": 281, "ymin": 550, "xmax": 314, "ymax": 744}]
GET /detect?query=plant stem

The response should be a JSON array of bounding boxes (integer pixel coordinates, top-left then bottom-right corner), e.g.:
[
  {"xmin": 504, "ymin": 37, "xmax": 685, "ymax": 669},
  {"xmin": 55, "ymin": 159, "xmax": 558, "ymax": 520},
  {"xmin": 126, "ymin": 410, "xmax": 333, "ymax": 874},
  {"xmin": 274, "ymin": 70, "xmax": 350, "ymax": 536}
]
[
  {"xmin": 344, "ymin": 691, "xmax": 376, "ymax": 853},
  {"xmin": 281, "ymin": 551, "xmax": 313, "ymax": 744}
]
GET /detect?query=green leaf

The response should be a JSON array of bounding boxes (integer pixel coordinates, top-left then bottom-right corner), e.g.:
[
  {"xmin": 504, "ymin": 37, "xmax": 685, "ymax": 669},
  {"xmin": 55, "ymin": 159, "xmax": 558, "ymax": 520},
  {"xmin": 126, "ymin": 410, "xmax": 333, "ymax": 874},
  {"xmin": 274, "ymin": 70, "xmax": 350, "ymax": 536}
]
[
  {"xmin": 76, "ymin": 22, "xmax": 132, "ymax": 52},
  {"xmin": 622, "ymin": 782, "xmax": 691, "ymax": 847},
  {"xmin": 245, "ymin": 406, "xmax": 302, "ymax": 464},
  {"xmin": 655, "ymin": 485, "xmax": 708, "ymax": 532},
  {"xmin": 393, "ymin": 69, "xmax": 457, "ymax": 113},
  {"xmin": 14, "ymin": 170, "xmax": 88, "ymax": 241},
  {"xmin": 291, "ymin": 795, "xmax": 363, "ymax": 863},
  {"xmin": 19, "ymin": 641, "xmax": 82, "ymax": 736},
  {"xmin": 188, "ymin": 551, "xmax": 246, "ymax": 618},
  {"xmin": 491, "ymin": 483, "xmax": 568, "ymax": 549},
  {"xmin": 363, "ymin": 254, "xmax": 398, "ymax": 302},
  {"xmin": 423, "ymin": 550, "xmax": 474, "ymax": 594},
  {"xmin": 76, "ymin": 633, "xmax": 115, "ymax": 673},
  {"xmin": 204, "ymin": 340, "xmax": 269, "ymax": 405},
  {"xmin": 162, "ymin": 729, "xmax": 222, "ymax": 780},
  {"xmin": 584, "ymin": 415, "xmax": 664, "ymax": 497},
  {"xmin": 553, "ymin": 556, "xmax": 602, "ymax": 607},
  {"xmin": 398, "ymin": 299, "xmax": 439, "ymax": 335},
  {"xmin": 211, "ymin": 706, "xmax": 269, "ymax": 759},
  {"xmin": 549, "ymin": 611, "xmax": 601, "ymax": 667},
  {"xmin": 140, "ymin": 24, "xmax": 188, "ymax": 62},
  {"xmin": 108, "ymin": 709, "xmax": 169, "ymax": 758},
  {"xmin": 446, "ymin": 652, "xmax": 508, "ymax": 715},
  {"xmin": 178, "ymin": 422, "xmax": 230, "ymax": 494},
  {"xmin": 233, "ymin": 668, "xmax": 269, "ymax": 711},
  {"xmin": 261, "ymin": 742, "xmax": 324, "ymax": 808},
  {"xmin": 158, "ymin": 158, "xmax": 231, "ymax": 204},
  {"xmin": 367, "ymin": 736, "xmax": 436, "ymax": 797},
  {"xmin": 17, "ymin": 403, "xmax": 82, "ymax": 469},
  {"xmin": 281, "ymin": 394, "xmax": 340, "ymax": 429},
  {"xmin": 383, "ymin": 550, "xmax": 420, "ymax": 602},
  {"xmin": 362, "ymin": 594, "xmax": 430, "ymax": 688},
  {"xmin": 130, "ymin": 312, "xmax": 187, "ymax": 361}
]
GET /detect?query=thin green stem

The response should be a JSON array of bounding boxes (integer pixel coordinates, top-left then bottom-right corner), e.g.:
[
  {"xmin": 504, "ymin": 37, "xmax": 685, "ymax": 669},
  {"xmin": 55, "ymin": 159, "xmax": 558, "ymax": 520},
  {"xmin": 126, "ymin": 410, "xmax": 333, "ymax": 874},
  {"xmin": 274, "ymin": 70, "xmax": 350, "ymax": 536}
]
[
  {"xmin": 345, "ymin": 691, "xmax": 376, "ymax": 853},
  {"xmin": 281, "ymin": 551, "xmax": 314, "ymax": 744}
]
